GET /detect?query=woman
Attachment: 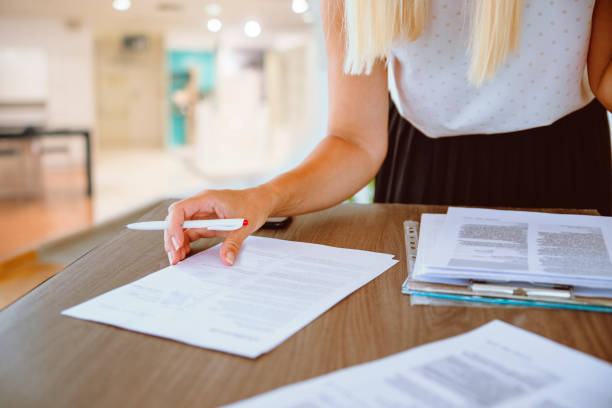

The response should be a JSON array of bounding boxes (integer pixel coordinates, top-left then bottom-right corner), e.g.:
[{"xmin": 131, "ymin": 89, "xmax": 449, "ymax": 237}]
[{"xmin": 165, "ymin": 0, "xmax": 612, "ymax": 266}]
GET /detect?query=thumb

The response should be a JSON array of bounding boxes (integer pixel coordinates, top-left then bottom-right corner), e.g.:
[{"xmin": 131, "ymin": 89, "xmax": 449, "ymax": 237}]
[{"xmin": 220, "ymin": 228, "xmax": 250, "ymax": 266}]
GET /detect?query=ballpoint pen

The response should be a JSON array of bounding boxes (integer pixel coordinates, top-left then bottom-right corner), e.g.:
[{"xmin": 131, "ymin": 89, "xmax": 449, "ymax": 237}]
[{"xmin": 126, "ymin": 219, "xmax": 248, "ymax": 231}]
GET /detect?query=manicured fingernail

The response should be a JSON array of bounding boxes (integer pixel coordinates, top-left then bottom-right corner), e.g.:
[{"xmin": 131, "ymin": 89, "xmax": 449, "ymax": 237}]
[
  {"xmin": 168, "ymin": 252, "xmax": 173, "ymax": 265},
  {"xmin": 171, "ymin": 236, "xmax": 180, "ymax": 251},
  {"xmin": 225, "ymin": 251, "xmax": 235, "ymax": 265}
]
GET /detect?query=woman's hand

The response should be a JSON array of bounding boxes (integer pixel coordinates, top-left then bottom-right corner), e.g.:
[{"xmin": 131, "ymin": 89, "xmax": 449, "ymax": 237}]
[
  {"xmin": 164, "ymin": 0, "xmax": 389, "ymax": 267},
  {"xmin": 164, "ymin": 186, "xmax": 278, "ymax": 266}
]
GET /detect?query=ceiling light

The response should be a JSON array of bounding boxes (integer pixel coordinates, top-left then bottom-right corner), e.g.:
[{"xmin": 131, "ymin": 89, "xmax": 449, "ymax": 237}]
[
  {"xmin": 112, "ymin": 0, "xmax": 131, "ymax": 11},
  {"xmin": 207, "ymin": 18, "xmax": 222, "ymax": 33},
  {"xmin": 204, "ymin": 3, "xmax": 222, "ymax": 16},
  {"xmin": 244, "ymin": 20, "xmax": 261, "ymax": 38},
  {"xmin": 292, "ymin": 0, "xmax": 309, "ymax": 14}
]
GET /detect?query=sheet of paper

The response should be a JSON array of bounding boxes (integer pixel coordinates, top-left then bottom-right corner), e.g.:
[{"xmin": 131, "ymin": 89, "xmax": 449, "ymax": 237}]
[
  {"xmin": 412, "ymin": 213, "xmax": 468, "ymax": 285},
  {"xmin": 62, "ymin": 236, "xmax": 398, "ymax": 358},
  {"xmin": 413, "ymin": 213, "xmax": 612, "ymax": 299},
  {"xmin": 425, "ymin": 207, "xmax": 612, "ymax": 288},
  {"xmin": 225, "ymin": 320, "xmax": 612, "ymax": 408}
]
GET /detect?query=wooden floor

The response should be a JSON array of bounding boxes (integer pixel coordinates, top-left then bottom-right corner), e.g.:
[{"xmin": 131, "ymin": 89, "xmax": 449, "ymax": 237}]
[
  {"xmin": 0, "ymin": 147, "xmax": 227, "ymax": 310},
  {"xmin": 0, "ymin": 170, "xmax": 92, "ymax": 310},
  {"xmin": 0, "ymin": 170, "xmax": 93, "ymax": 260},
  {"xmin": 0, "ymin": 251, "xmax": 63, "ymax": 310},
  {"xmin": 0, "ymin": 196, "xmax": 93, "ymax": 260}
]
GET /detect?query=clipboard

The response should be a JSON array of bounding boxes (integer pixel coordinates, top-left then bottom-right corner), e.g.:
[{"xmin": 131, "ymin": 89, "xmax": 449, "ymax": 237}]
[{"xmin": 401, "ymin": 221, "xmax": 612, "ymax": 313}]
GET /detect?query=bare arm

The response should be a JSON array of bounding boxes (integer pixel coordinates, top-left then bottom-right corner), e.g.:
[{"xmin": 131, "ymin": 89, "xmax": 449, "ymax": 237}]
[
  {"xmin": 166, "ymin": 0, "xmax": 389, "ymax": 265},
  {"xmin": 588, "ymin": 0, "xmax": 612, "ymax": 111},
  {"xmin": 261, "ymin": 0, "xmax": 389, "ymax": 216}
]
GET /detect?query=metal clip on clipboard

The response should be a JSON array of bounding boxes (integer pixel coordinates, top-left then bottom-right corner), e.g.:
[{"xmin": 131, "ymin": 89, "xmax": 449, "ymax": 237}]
[
  {"xmin": 404, "ymin": 221, "xmax": 419, "ymax": 277},
  {"xmin": 469, "ymin": 282, "xmax": 572, "ymax": 299}
]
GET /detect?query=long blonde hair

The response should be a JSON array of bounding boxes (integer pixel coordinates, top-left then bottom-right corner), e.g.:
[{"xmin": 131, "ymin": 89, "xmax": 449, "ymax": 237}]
[{"xmin": 343, "ymin": 0, "xmax": 524, "ymax": 85}]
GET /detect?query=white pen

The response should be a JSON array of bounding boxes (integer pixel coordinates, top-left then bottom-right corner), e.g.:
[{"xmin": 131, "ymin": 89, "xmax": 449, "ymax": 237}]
[{"xmin": 126, "ymin": 218, "xmax": 248, "ymax": 231}]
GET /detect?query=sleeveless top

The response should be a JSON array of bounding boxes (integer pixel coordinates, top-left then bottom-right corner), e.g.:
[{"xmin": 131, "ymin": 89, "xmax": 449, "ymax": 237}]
[{"xmin": 387, "ymin": 0, "xmax": 596, "ymax": 138}]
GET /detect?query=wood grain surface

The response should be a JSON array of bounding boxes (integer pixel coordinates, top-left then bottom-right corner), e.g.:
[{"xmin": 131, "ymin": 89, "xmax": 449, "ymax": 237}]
[{"xmin": 1, "ymin": 202, "xmax": 611, "ymax": 408}]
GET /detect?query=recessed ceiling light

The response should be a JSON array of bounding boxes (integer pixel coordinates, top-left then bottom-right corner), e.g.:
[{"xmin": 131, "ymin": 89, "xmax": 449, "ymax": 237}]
[
  {"xmin": 292, "ymin": 0, "xmax": 309, "ymax": 14},
  {"xmin": 207, "ymin": 18, "xmax": 222, "ymax": 33},
  {"xmin": 204, "ymin": 3, "xmax": 222, "ymax": 17},
  {"xmin": 112, "ymin": 0, "xmax": 131, "ymax": 11},
  {"xmin": 244, "ymin": 20, "xmax": 261, "ymax": 38}
]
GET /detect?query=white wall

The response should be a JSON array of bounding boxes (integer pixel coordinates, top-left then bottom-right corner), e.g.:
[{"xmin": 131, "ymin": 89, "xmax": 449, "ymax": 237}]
[
  {"xmin": 165, "ymin": 30, "xmax": 216, "ymax": 50},
  {"xmin": 0, "ymin": 17, "xmax": 94, "ymax": 130},
  {"xmin": 94, "ymin": 33, "xmax": 165, "ymax": 149}
]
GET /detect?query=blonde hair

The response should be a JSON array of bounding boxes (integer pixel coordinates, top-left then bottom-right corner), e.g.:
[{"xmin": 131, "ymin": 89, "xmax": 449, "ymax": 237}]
[{"xmin": 343, "ymin": 0, "xmax": 524, "ymax": 85}]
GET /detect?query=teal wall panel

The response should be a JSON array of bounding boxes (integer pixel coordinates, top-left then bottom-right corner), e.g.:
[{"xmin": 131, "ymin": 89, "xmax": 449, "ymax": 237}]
[{"xmin": 167, "ymin": 50, "xmax": 216, "ymax": 146}]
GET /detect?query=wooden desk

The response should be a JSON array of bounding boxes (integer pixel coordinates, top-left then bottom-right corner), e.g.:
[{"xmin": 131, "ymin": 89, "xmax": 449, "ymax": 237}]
[{"xmin": 1, "ymin": 202, "xmax": 611, "ymax": 407}]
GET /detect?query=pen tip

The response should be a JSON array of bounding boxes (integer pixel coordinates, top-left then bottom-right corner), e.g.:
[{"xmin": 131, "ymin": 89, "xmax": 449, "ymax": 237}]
[{"xmin": 243, "ymin": 219, "xmax": 248, "ymax": 226}]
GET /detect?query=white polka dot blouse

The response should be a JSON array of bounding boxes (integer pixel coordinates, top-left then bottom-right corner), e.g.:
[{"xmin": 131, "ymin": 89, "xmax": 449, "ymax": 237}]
[{"xmin": 387, "ymin": 0, "xmax": 595, "ymax": 137}]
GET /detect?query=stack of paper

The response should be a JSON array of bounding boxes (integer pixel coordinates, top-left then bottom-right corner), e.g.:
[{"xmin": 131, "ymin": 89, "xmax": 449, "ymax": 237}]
[
  {"xmin": 225, "ymin": 320, "xmax": 612, "ymax": 407},
  {"xmin": 63, "ymin": 236, "xmax": 398, "ymax": 358},
  {"xmin": 404, "ymin": 208, "xmax": 612, "ymax": 311}
]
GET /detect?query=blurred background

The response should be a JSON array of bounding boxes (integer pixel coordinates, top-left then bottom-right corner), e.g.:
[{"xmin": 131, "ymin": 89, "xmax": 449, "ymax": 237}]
[
  {"xmin": 0, "ymin": 1, "xmax": 610, "ymax": 309},
  {"xmin": 0, "ymin": 0, "xmax": 378, "ymax": 308}
]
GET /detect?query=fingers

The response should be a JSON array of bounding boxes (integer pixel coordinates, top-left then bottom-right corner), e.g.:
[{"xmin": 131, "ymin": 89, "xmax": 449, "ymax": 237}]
[
  {"xmin": 167, "ymin": 201, "xmax": 187, "ymax": 252},
  {"xmin": 165, "ymin": 228, "xmax": 185, "ymax": 265},
  {"xmin": 166, "ymin": 227, "xmax": 221, "ymax": 266},
  {"xmin": 167, "ymin": 245, "xmax": 187, "ymax": 266},
  {"xmin": 185, "ymin": 228, "xmax": 217, "ymax": 242},
  {"xmin": 164, "ymin": 228, "xmax": 172, "ymax": 263},
  {"xmin": 165, "ymin": 190, "xmax": 260, "ymax": 266},
  {"xmin": 220, "ymin": 227, "xmax": 252, "ymax": 266},
  {"xmin": 166, "ymin": 199, "xmax": 205, "ymax": 265},
  {"xmin": 164, "ymin": 212, "xmax": 183, "ymax": 265}
]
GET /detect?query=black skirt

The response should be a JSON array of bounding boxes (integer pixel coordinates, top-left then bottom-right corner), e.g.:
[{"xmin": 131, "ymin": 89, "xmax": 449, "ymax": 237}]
[{"xmin": 374, "ymin": 99, "xmax": 612, "ymax": 216}]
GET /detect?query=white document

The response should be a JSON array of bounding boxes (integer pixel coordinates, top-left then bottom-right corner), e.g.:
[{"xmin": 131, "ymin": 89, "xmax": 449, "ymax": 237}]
[
  {"xmin": 424, "ymin": 207, "xmax": 612, "ymax": 289},
  {"xmin": 225, "ymin": 320, "xmax": 612, "ymax": 408},
  {"xmin": 62, "ymin": 236, "xmax": 398, "ymax": 358},
  {"xmin": 413, "ymin": 213, "xmax": 612, "ymax": 299},
  {"xmin": 412, "ymin": 213, "xmax": 467, "ymax": 285}
]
